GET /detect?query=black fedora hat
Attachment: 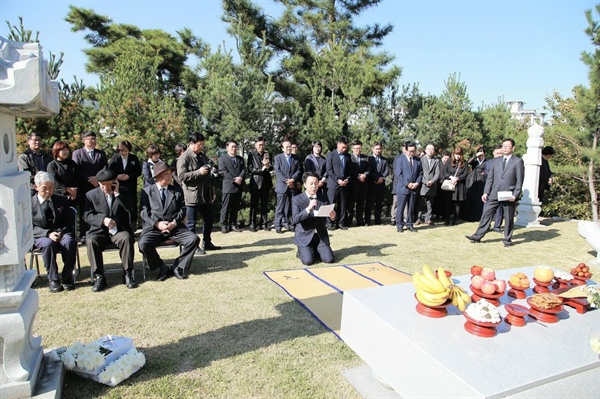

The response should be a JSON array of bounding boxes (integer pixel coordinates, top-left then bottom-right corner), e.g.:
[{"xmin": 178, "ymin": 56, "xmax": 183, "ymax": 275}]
[
  {"xmin": 153, "ymin": 161, "xmax": 175, "ymax": 178},
  {"xmin": 95, "ymin": 168, "xmax": 116, "ymax": 182}
]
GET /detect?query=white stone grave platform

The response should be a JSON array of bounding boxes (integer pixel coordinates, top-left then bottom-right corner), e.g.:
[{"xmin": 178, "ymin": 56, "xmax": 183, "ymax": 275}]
[{"xmin": 341, "ymin": 266, "xmax": 600, "ymax": 399}]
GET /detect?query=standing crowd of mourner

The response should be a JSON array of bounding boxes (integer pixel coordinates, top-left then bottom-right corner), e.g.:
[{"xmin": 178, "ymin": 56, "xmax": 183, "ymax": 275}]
[{"xmin": 21, "ymin": 130, "xmax": 555, "ymax": 293}]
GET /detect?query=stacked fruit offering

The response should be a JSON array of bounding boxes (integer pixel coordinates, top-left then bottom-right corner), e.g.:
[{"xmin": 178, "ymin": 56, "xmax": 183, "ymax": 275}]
[{"xmin": 412, "ymin": 265, "xmax": 471, "ymax": 311}]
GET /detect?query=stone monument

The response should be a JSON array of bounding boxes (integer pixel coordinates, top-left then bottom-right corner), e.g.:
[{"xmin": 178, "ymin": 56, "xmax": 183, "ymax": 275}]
[
  {"xmin": 0, "ymin": 36, "xmax": 59, "ymax": 398},
  {"xmin": 516, "ymin": 122, "xmax": 544, "ymax": 227}
]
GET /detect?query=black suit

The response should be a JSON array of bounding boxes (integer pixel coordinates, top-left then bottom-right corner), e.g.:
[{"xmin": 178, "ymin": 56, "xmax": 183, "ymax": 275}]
[
  {"xmin": 32, "ymin": 194, "xmax": 77, "ymax": 283},
  {"xmin": 326, "ymin": 150, "xmax": 353, "ymax": 228},
  {"xmin": 274, "ymin": 153, "xmax": 303, "ymax": 229},
  {"xmin": 348, "ymin": 153, "xmax": 371, "ymax": 226},
  {"xmin": 291, "ymin": 192, "xmax": 334, "ymax": 265},
  {"xmin": 138, "ymin": 184, "xmax": 200, "ymax": 273},
  {"xmin": 83, "ymin": 187, "xmax": 134, "ymax": 275},
  {"xmin": 47, "ymin": 159, "xmax": 79, "ymax": 200},
  {"xmin": 304, "ymin": 155, "xmax": 328, "ymax": 197},
  {"xmin": 72, "ymin": 147, "xmax": 108, "ymax": 235},
  {"xmin": 247, "ymin": 151, "xmax": 273, "ymax": 228},
  {"xmin": 538, "ymin": 157, "xmax": 552, "ymax": 202},
  {"xmin": 365, "ymin": 155, "xmax": 389, "ymax": 224},
  {"xmin": 218, "ymin": 154, "xmax": 246, "ymax": 228},
  {"xmin": 472, "ymin": 155, "xmax": 525, "ymax": 245},
  {"xmin": 18, "ymin": 149, "xmax": 53, "ymax": 191},
  {"xmin": 109, "ymin": 154, "xmax": 142, "ymax": 225}
]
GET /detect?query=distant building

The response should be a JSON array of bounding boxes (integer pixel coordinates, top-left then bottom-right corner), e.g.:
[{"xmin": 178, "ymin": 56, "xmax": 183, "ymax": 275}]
[{"xmin": 508, "ymin": 101, "xmax": 546, "ymax": 125}]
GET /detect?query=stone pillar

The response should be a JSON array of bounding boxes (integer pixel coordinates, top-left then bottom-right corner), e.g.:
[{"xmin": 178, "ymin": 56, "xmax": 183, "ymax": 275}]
[
  {"xmin": 0, "ymin": 36, "xmax": 59, "ymax": 398},
  {"xmin": 516, "ymin": 122, "xmax": 544, "ymax": 227}
]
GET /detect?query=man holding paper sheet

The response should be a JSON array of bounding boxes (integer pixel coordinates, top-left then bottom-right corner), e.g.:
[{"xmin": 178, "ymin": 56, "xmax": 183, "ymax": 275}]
[
  {"xmin": 466, "ymin": 138, "xmax": 524, "ymax": 247},
  {"xmin": 291, "ymin": 172, "xmax": 336, "ymax": 265}
]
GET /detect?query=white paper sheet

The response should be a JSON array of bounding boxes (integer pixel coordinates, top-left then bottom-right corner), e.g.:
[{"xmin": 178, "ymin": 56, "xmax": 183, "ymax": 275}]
[{"xmin": 314, "ymin": 204, "xmax": 335, "ymax": 217}]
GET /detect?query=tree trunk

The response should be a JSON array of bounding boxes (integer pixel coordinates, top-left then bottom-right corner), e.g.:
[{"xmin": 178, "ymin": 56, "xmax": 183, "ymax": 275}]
[{"xmin": 589, "ymin": 129, "xmax": 599, "ymax": 222}]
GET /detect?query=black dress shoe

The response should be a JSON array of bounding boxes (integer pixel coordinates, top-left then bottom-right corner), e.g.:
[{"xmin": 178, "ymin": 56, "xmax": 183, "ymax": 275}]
[
  {"xmin": 263, "ymin": 224, "xmax": 271, "ymax": 231},
  {"xmin": 248, "ymin": 224, "xmax": 256, "ymax": 232},
  {"xmin": 276, "ymin": 228, "xmax": 283, "ymax": 234},
  {"xmin": 465, "ymin": 235, "xmax": 481, "ymax": 243},
  {"xmin": 92, "ymin": 274, "xmax": 107, "ymax": 292},
  {"xmin": 397, "ymin": 227, "xmax": 404, "ymax": 233},
  {"xmin": 62, "ymin": 280, "xmax": 75, "ymax": 291},
  {"xmin": 125, "ymin": 274, "xmax": 138, "ymax": 289},
  {"xmin": 157, "ymin": 265, "xmax": 168, "ymax": 281},
  {"xmin": 195, "ymin": 247, "xmax": 206, "ymax": 256},
  {"xmin": 203, "ymin": 242, "xmax": 222, "ymax": 250},
  {"xmin": 339, "ymin": 225, "xmax": 348, "ymax": 230},
  {"xmin": 503, "ymin": 241, "xmax": 513, "ymax": 247},
  {"xmin": 493, "ymin": 227, "xmax": 502, "ymax": 233},
  {"xmin": 173, "ymin": 267, "xmax": 187, "ymax": 280},
  {"xmin": 407, "ymin": 226, "xmax": 418, "ymax": 233},
  {"xmin": 328, "ymin": 225, "xmax": 337, "ymax": 231},
  {"xmin": 49, "ymin": 280, "xmax": 64, "ymax": 293},
  {"xmin": 231, "ymin": 225, "xmax": 242, "ymax": 232},
  {"xmin": 221, "ymin": 226, "xmax": 228, "ymax": 234}
]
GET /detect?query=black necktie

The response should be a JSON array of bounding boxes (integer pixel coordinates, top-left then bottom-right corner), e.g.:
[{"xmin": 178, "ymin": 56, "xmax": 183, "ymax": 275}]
[
  {"xmin": 42, "ymin": 200, "xmax": 53, "ymax": 225},
  {"xmin": 232, "ymin": 157, "xmax": 237, "ymax": 166},
  {"xmin": 160, "ymin": 187, "xmax": 166, "ymax": 205},
  {"xmin": 503, "ymin": 157, "xmax": 507, "ymax": 171}
]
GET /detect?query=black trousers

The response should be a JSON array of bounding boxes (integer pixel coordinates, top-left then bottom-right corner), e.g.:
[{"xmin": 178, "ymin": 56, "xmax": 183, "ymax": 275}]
[
  {"xmin": 186, "ymin": 203, "xmax": 215, "ymax": 243},
  {"xmin": 249, "ymin": 186, "xmax": 270, "ymax": 227},
  {"xmin": 220, "ymin": 191, "xmax": 242, "ymax": 227},
  {"xmin": 34, "ymin": 233, "xmax": 76, "ymax": 282},
  {"xmin": 473, "ymin": 199, "xmax": 516, "ymax": 244},
  {"xmin": 297, "ymin": 233, "xmax": 334, "ymax": 266},
  {"xmin": 138, "ymin": 227, "xmax": 200, "ymax": 273},
  {"xmin": 87, "ymin": 231, "xmax": 134, "ymax": 275},
  {"xmin": 328, "ymin": 186, "xmax": 348, "ymax": 227},
  {"xmin": 275, "ymin": 190, "xmax": 293, "ymax": 229},
  {"xmin": 365, "ymin": 183, "xmax": 385, "ymax": 224},
  {"xmin": 348, "ymin": 181, "xmax": 369, "ymax": 226}
]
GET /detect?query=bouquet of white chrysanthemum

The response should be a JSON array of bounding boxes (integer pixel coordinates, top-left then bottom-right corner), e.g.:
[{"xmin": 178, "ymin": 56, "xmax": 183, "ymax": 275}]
[
  {"xmin": 57, "ymin": 336, "xmax": 143, "ymax": 386},
  {"xmin": 59, "ymin": 341, "xmax": 108, "ymax": 372},
  {"xmin": 584, "ymin": 285, "xmax": 600, "ymax": 308},
  {"xmin": 98, "ymin": 348, "xmax": 146, "ymax": 386}
]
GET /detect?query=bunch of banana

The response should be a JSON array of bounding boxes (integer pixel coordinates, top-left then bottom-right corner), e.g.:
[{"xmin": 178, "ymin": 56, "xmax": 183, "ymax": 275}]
[
  {"xmin": 412, "ymin": 265, "xmax": 450, "ymax": 306},
  {"xmin": 449, "ymin": 284, "xmax": 472, "ymax": 312}
]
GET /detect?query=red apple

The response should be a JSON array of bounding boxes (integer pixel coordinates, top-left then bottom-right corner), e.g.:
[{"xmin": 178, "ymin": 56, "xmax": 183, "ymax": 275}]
[
  {"xmin": 493, "ymin": 279, "xmax": 507, "ymax": 293},
  {"xmin": 481, "ymin": 268, "xmax": 496, "ymax": 281},
  {"xmin": 471, "ymin": 275, "xmax": 485, "ymax": 290},
  {"xmin": 481, "ymin": 281, "xmax": 497, "ymax": 295}
]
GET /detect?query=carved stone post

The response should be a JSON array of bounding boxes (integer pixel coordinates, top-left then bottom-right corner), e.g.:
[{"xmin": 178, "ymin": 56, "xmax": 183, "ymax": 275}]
[
  {"xmin": 0, "ymin": 36, "xmax": 59, "ymax": 398},
  {"xmin": 516, "ymin": 123, "xmax": 544, "ymax": 227}
]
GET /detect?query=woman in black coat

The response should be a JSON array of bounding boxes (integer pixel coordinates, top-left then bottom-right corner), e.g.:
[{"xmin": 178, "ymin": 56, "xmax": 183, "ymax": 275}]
[
  {"xmin": 47, "ymin": 141, "xmax": 79, "ymax": 206},
  {"xmin": 109, "ymin": 140, "xmax": 142, "ymax": 229},
  {"xmin": 304, "ymin": 140, "xmax": 328, "ymax": 197},
  {"xmin": 441, "ymin": 147, "xmax": 469, "ymax": 226}
]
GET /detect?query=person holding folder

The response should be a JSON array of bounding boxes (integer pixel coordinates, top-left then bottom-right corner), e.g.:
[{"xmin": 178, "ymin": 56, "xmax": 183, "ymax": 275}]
[{"xmin": 291, "ymin": 172, "xmax": 336, "ymax": 265}]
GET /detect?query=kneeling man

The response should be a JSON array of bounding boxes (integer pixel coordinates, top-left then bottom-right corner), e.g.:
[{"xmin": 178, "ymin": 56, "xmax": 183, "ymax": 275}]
[
  {"xmin": 139, "ymin": 162, "xmax": 200, "ymax": 280},
  {"xmin": 291, "ymin": 172, "xmax": 336, "ymax": 265},
  {"xmin": 84, "ymin": 169, "xmax": 136, "ymax": 291},
  {"xmin": 32, "ymin": 172, "xmax": 77, "ymax": 292}
]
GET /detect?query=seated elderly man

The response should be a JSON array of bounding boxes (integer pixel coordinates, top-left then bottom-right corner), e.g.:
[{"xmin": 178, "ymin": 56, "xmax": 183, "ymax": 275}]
[
  {"xmin": 291, "ymin": 172, "xmax": 337, "ymax": 265},
  {"xmin": 31, "ymin": 172, "xmax": 77, "ymax": 292},
  {"xmin": 83, "ymin": 168, "xmax": 136, "ymax": 291},
  {"xmin": 138, "ymin": 162, "xmax": 200, "ymax": 280}
]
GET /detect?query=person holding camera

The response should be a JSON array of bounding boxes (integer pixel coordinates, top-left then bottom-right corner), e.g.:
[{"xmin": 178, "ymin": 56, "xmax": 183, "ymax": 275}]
[
  {"xmin": 177, "ymin": 132, "xmax": 221, "ymax": 254},
  {"xmin": 83, "ymin": 168, "xmax": 136, "ymax": 291}
]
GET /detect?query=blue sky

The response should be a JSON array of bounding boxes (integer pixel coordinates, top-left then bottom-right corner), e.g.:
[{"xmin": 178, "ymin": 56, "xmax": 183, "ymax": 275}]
[{"xmin": 1, "ymin": 0, "xmax": 595, "ymax": 113}]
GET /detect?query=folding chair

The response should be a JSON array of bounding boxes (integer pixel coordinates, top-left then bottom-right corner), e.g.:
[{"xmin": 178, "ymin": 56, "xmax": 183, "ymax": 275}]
[
  {"xmin": 88, "ymin": 210, "xmax": 138, "ymax": 282},
  {"xmin": 29, "ymin": 206, "xmax": 81, "ymax": 283},
  {"xmin": 141, "ymin": 239, "xmax": 181, "ymax": 281}
]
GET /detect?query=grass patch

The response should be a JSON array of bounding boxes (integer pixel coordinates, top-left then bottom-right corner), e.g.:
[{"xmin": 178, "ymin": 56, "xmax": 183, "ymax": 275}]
[{"xmin": 33, "ymin": 218, "xmax": 597, "ymax": 398}]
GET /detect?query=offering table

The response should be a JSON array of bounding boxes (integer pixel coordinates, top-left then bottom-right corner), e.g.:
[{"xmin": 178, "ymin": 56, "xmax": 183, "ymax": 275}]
[{"xmin": 341, "ymin": 266, "xmax": 599, "ymax": 398}]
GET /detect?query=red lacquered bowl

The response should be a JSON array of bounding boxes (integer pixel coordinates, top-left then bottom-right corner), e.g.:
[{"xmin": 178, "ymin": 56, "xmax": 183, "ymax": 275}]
[
  {"xmin": 470, "ymin": 285, "xmax": 505, "ymax": 299},
  {"xmin": 508, "ymin": 281, "xmax": 530, "ymax": 291},
  {"xmin": 463, "ymin": 312, "xmax": 502, "ymax": 327},
  {"xmin": 526, "ymin": 297, "xmax": 564, "ymax": 314},
  {"xmin": 571, "ymin": 272, "xmax": 592, "ymax": 281}
]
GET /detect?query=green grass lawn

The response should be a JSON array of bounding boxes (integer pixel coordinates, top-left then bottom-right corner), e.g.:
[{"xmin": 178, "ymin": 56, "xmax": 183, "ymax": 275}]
[{"xmin": 32, "ymin": 218, "xmax": 597, "ymax": 398}]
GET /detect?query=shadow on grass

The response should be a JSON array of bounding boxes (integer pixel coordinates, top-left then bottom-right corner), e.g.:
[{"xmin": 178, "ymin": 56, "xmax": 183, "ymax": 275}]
[
  {"xmin": 61, "ymin": 300, "xmax": 326, "ymax": 397},
  {"xmin": 194, "ymin": 246, "xmax": 292, "ymax": 274},
  {"xmin": 335, "ymin": 243, "xmax": 396, "ymax": 262}
]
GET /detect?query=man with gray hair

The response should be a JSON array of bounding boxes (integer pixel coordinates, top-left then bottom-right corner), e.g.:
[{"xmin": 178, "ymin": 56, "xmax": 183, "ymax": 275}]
[{"xmin": 31, "ymin": 172, "xmax": 77, "ymax": 292}]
